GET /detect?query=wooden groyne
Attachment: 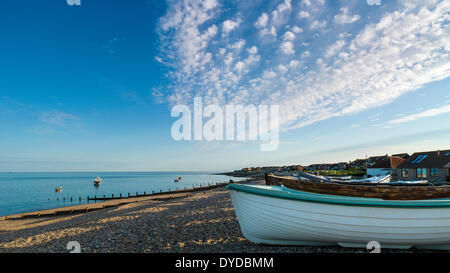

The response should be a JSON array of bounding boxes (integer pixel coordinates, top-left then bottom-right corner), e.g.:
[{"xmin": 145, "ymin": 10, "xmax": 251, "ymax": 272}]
[{"xmin": 87, "ymin": 181, "xmax": 229, "ymax": 201}]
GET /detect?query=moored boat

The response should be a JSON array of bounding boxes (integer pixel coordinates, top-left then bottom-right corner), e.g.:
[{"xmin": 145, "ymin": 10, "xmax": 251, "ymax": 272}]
[
  {"xmin": 266, "ymin": 173, "xmax": 448, "ymax": 200},
  {"xmin": 94, "ymin": 177, "xmax": 101, "ymax": 185},
  {"xmin": 228, "ymin": 183, "xmax": 450, "ymax": 250}
]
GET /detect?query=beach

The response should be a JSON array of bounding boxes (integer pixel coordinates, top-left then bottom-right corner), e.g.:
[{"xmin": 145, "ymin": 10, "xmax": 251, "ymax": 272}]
[{"xmin": 0, "ymin": 179, "xmax": 436, "ymax": 253}]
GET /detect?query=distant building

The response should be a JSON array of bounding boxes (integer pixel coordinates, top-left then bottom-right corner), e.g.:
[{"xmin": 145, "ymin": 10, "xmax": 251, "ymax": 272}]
[
  {"xmin": 395, "ymin": 150, "xmax": 450, "ymax": 182},
  {"xmin": 367, "ymin": 155, "xmax": 406, "ymax": 177},
  {"xmin": 352, "ymin": 159, "xmax": 367, "ymax": 169}
]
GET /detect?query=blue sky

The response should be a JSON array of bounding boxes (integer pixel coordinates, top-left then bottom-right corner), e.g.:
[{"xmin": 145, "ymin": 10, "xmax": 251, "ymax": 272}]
[{"xmin": 0, "ymin": 0, "xmax": 449, "ymax": 172}]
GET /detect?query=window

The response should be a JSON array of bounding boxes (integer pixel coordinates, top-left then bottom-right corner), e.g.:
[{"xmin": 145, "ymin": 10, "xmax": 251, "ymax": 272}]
[
  {"xmin": 416, "ymin": 168, "xmax": 427, "ymax": 178},
  {"xmin": 401, "ymin": 169, "xmax": 408, "ymax": 178},
  {"xmin": 431, "ymin": 168, "xmax": 439, "ymax": 177}
]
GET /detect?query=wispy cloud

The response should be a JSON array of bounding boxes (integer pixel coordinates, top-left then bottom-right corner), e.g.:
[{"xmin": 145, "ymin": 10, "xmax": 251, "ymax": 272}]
[
  {"xmin": 156, "ymin": 0, "xmax": 450, "ymax": 132},
  {"xmin": 387, "ymin": 104, "xmax": 450, "ymax": 124},
  {"xmin": 39, "ymin": 110, "xmax": 80, "ymax": 127},
  {"xmin": 28, "ymin": 110, "xmax": 82, "ymax": 135}
]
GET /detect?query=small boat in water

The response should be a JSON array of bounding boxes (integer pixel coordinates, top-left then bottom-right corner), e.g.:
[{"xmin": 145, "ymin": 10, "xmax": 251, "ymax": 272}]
[
  {"xmin": 94, "ymin": 177, "xmax": 101, "ymax": 185},
  {"xmin": 55, "ymin": 186, "xmax": 62, "ymax": 192},
  {"xmin": 228, "ymin": 183, "xmax": 450, "ymax": 250}
]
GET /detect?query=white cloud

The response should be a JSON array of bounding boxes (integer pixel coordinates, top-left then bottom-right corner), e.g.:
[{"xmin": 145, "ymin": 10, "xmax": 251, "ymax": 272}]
[
  {"xmin": 229, "ymin": 39, "xmax": 245, "ymax": 50},
  {"xmin": 301, "ymin": 50, "xmax": 311, "ymax": 58},
  {"xmin": 158, "ymin": 0, "xmax": 219, "ymax": 74},
  {"xmin": 271, "ymin": 0, "xmax": 292, "ymax": 26},
  {"xmin": 288, "ymin": 60, "xmax": 300, "ymax": 68},
  {"xmin": 277, "ymin": 64, "xmax": 288, "ymax": 74},
  {"xmin": 222, "ymin": 18, "xmax": 241, "ymax": 35},
  {"xmin": 280, "ymin": 41, "xmax": 295, "ymax": 55},
  {"xmin": 291, "ymin": 26, "xmax": 303, "ymax": 33},
  {"xmin": 298, "ymin": 10, "xmax": 310, "ymax": 19},
  {"xmin": 158, "ymin": 0, "xmax": 450, "ymax": 133},
  {"xmin": 324, "ymin": 40, "xmax": 346, "ymax": 58},
  {"xmin": 283, "ymin": 31, "xmax": 295, "ymax": 41},
  {"xmin": 387, "ymin": 105, "xmax": 450, "ymax": 124},
  {"xmin": 310, "ymin": 20, "xmax": 327, "ymax": 30},
  {"xmin": 260, "ymin": 26, "xmax": 277, "ymax": 37},
  {"xmin": 247, "ymin": 46, "xmax": 258, "ymax": 54},
  {"xmin": 254, "ymin": 13, "xmax": 268, "ymax": 28},
  {"xmin": 334, "ymin": 7, "xmax": 361, "ymax": 24}
]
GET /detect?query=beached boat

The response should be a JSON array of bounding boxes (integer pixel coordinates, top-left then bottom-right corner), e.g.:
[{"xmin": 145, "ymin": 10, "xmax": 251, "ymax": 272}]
[
  {"xmin": 94, "ymin": 177, "xmax": 101, "ymax": 185},
  {"xmin": 296, "ymin": 171, "xmax": 391, "ymax": 184},
  {"xmin": 228, "ymin": 183, "xmax": 450, "ymax": 250},
  {"xmin": 266, "ymin": 173, "xmax": 445, "ymax": 200}
]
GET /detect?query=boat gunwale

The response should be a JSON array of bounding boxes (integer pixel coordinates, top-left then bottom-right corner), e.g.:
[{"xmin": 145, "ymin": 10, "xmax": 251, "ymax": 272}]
[{"xmin": 227, "ymin": 183, "xmax": 450, "ymax": 208}]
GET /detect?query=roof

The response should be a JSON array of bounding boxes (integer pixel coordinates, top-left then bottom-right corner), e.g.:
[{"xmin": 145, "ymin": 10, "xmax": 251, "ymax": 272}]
[
  {"xmin": 392, "ymin": 153, "xmax": 410, "ymax": 159},
  {"xmin": 367, "ymin": 155, "xmax": 405, "ymax": 169},
  {"xmin": 398, "ymin": 149, "xmax": 450, "ymax": 169}
]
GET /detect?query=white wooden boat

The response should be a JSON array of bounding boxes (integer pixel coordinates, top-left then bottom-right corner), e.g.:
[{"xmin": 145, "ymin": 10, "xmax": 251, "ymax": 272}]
[{"xmin": 228, "ymin": 183, "xmax": 450, "ymax": 250}]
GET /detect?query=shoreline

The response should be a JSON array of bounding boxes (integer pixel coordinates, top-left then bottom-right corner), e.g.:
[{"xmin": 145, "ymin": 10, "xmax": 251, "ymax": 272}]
[{"xmin": 1, "ymin": 178, "xmax": 258, "ymax": 220}]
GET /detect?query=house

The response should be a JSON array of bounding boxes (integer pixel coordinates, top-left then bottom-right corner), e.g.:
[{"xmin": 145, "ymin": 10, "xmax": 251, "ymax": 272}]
[
  {"xmin": 395, "ymin": 149, "xmax": 450, "ymax": 182},
  {"xmin": 366, "ymin": 155, "xmax": 406, "ymax": 177},
  {"xmin": 352, "ymin": 159, "xmax": 367, "ymax": 169}
]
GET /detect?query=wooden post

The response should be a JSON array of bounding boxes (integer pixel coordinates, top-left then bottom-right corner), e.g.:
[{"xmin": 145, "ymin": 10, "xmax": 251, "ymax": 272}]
[
  {"xmin": 144, "ymin": 191, "xmax": 146, "ymax": 195},
  {"xmin": 79, "ymin": 196, "xmax": 81, "ymax": 202},
  {"xmin": 112, "ymin": 194, "xmax": 114, "ymax": 198},
  {"xmin": 152, "ymin": 190, "xmax": 154, "ymax": 195},
  {"xmin": 70, "ymin": 197, "xmax": 73, "ymax": 202},
  {"xmin": 128, "ymin": 192, "xmax": 130, "ymax": 197},
  {"xmin": 120, "ymin": 193, "xmax": 122, "ymax": 198}
]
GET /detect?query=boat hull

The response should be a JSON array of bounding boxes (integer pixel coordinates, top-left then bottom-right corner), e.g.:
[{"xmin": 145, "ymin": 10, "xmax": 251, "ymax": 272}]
[{"xmin": 229, "ymin": 184, "xmax": 450, "ymax": 250}]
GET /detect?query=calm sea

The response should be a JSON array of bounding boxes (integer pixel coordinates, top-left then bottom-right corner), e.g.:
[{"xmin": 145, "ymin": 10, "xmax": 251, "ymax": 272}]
[{"xmin": 0, "ymin": 172, "xmax": 245, "ymax": 216}]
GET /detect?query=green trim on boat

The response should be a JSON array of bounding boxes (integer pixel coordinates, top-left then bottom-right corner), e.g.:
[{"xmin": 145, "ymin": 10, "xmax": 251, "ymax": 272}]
[{"xmin": 227, "ymin": 183, "xmax": 450, "ymax": 208}]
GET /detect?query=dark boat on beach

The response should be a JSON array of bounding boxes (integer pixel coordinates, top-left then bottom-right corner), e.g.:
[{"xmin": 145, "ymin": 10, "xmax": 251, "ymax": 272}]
[{"xmin": 265, "ymin": 172, "xmax": 450, "ymax": 200}]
